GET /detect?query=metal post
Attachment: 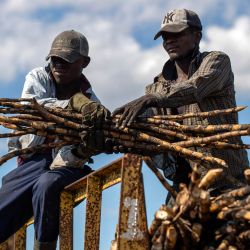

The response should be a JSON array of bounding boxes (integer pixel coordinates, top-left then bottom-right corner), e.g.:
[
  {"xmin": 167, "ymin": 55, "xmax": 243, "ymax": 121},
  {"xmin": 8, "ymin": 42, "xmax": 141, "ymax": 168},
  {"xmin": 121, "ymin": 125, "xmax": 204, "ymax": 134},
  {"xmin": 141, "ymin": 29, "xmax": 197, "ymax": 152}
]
[
  {"xmin": 84, "ymin": 175, "xmax": 102, "ymax": 250},
  {"xmin": 118, "ymin": 154, "xmax": 150, "ymax": 250},
  {"xmin": 60, "ymin": 191, "xmax": 74, "ymax": 250}
]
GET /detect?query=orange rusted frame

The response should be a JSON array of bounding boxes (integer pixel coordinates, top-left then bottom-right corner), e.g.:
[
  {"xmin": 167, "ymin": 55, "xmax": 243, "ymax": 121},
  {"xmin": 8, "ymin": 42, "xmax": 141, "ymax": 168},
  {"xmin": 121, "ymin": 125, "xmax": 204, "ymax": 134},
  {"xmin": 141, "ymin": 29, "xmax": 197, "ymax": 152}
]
[
  {"xmin": 0, "ymin": 155, "xmax": 150, "ymax": 250},
  {"xmin": 0, "ymin": 227, "xmax": 27, "ymax": 250},
  {"xmin": 59, "ymin": 191, "xmax": 74, "ymax": 250},
  {"xmin": 84, "ymin": 175, "xmax": 102, "ymax": 250}
]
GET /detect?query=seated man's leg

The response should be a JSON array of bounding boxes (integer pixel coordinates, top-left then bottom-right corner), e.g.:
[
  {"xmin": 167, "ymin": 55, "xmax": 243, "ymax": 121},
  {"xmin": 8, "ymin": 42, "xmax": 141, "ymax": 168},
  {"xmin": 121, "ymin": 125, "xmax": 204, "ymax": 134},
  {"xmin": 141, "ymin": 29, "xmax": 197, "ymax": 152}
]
[
  {"xmin": 165, "ymin": 157, "xmax": 192, "ymax": 206},
  {"xmin": 0, "ymin": 153, "xmax": 52, "ymax": 243},
  {"xmin": 32, "ymin": 166, "xmax": 92, "ymax": 244}
]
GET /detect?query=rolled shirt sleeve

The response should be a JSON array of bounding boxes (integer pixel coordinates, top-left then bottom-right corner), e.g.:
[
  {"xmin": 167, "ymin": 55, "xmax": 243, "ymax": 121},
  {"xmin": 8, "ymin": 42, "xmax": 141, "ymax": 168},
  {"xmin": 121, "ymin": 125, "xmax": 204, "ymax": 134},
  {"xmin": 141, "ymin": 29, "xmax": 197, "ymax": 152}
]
[
  {"xmin": 50, "ymin": 145, "xmax": 88, "ymax": 169},
  {"xmin": 21, "ymin": 67, "xmax": 69, "ymax": 108}
]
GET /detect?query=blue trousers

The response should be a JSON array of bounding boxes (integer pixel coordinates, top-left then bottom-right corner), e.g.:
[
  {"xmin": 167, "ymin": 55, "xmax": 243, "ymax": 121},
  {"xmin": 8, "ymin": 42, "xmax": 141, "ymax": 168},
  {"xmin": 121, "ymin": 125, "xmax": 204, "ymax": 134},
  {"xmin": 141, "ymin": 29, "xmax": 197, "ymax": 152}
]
[{"xmin": 0, "ymin": 153, "xmax": 92, "ymax": 243}]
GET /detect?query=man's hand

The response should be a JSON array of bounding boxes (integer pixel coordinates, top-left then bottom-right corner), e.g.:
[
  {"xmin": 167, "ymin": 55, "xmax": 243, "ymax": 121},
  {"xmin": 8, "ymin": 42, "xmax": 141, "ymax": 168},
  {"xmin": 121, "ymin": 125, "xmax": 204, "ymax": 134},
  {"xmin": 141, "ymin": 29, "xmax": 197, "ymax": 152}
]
[
  {"xmin": 68, "ymin": 92, "xmax": 92, "ymax": 112},
  {"xmin": 68, "ymin": 92, "xmax": 113, "ymax": 155},
  {"xmin": 112, "ymin": 94, "xmax": 158, "ymax": 128},
  {"xmin": 68, "ymin": 92, "xmax": 110, "ymax": 128},
  {"xmin": 79, "ymin": 130, "xmax": 114, "ymax": 154}
]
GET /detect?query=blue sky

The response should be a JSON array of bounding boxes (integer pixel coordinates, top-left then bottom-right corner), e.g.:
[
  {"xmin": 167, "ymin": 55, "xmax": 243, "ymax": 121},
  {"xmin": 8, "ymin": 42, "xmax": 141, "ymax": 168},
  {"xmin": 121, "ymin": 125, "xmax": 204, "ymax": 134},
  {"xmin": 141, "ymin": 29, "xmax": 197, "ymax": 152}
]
[{"xmin": 0, "ymin": 0, "xmax": 250, "ymax": 249}]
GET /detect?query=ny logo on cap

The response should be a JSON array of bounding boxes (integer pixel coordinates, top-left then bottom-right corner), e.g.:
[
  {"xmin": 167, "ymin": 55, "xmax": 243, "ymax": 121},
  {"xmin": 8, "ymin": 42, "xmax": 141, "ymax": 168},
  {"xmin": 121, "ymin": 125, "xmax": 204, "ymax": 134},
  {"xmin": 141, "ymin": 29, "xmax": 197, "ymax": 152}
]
[{"xmin": 162, "ymin": 12, "xmax": 175, "ymax": 25}]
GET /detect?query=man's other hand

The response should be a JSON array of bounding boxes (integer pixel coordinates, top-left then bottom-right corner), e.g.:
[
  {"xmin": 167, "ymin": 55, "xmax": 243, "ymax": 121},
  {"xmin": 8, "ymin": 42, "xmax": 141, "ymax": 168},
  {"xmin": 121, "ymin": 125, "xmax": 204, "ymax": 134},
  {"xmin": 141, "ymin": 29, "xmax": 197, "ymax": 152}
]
[
  {"xmin": 112, "ymin": 94, "xmax": 158, "ymax": 128},
  {"xmin": 79, "ymin": 130, "xmax": 114, "ymax": 154}
]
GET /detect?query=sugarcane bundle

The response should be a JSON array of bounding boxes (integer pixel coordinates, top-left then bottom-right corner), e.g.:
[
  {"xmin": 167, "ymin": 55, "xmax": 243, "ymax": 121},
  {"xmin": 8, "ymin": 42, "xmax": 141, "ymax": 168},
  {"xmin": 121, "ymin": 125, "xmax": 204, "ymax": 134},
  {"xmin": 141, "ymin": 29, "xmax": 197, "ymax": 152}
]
[
  {"xmin": 1, "ymin": 98, "xmax": 250, "ymax": 249},
  {"xmin": 149, "ymin": 167, "xmax": 250, "ymax": 250},
  {"xmin": 0, "ymin": 98, "xmax": 250, "ymax": 169}
]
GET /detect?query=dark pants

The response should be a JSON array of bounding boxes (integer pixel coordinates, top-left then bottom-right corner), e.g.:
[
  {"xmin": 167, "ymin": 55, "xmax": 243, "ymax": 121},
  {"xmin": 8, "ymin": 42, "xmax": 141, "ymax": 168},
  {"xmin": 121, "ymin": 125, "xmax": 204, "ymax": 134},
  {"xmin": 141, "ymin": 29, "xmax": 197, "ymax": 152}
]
[
  {"xmin": 165, "ymin": 157, "xmax": 192, "ymax": 206},
  {"xmin": 0, "ymin": 153, "xmax": 92, "ymax": 243}
]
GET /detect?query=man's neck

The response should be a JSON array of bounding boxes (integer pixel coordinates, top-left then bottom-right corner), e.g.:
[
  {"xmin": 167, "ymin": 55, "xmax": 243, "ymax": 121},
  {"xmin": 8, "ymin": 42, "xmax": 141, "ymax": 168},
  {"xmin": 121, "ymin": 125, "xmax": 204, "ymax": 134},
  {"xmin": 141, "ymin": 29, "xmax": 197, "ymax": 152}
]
[
  {"xmin": 56, "ymin": 79, "xmax": 81, "ymax": 100},
  {"xmin": 175, "ymin": 57, "xmax": 192, "ymax": 82},
  {"xmin": 174, "ymin": 47, "xmax": 199, "ymax": 82},
  {"xmin": 174, "ymin": 46, "xmax": 198, "ymax": 81}
]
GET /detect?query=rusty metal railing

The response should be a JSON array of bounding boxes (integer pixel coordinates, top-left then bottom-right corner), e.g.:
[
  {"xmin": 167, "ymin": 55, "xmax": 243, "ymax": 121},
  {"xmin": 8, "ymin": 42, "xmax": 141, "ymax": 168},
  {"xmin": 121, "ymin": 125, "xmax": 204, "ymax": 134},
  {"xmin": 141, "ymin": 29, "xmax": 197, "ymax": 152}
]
[{"xmin": 0, "ymin": 154, "xmax": 150, "ymax": 250}]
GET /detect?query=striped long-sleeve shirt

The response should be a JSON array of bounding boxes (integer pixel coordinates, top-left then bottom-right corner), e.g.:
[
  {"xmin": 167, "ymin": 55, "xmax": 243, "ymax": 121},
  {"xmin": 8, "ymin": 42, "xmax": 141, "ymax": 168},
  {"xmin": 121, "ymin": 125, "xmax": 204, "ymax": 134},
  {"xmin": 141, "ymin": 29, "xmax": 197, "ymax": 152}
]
[{"xmin": 145, "ymin": 50, "xmax": 249, "ymax": 188}]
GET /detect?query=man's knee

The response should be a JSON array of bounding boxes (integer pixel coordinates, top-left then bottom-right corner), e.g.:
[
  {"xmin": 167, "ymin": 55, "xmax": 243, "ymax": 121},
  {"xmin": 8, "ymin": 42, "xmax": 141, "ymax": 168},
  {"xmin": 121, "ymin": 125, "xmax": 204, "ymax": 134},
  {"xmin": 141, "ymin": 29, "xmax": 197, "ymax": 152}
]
[{"xmin": 32, "ymin": 173, "xmax": 62, "ymax": 197}]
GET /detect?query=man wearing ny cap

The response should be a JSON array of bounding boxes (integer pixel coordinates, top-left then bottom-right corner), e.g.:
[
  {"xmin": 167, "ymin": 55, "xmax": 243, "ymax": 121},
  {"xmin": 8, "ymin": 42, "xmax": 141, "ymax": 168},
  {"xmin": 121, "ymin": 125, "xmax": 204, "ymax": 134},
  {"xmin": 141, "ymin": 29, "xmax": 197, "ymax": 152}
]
[
  {"xmin": 0, "ymin": 30, "xmax": 110, "ymax": 249},
  {"xmin": 113, "ymin": 9, "xmax": 249, "ymax": 200}
]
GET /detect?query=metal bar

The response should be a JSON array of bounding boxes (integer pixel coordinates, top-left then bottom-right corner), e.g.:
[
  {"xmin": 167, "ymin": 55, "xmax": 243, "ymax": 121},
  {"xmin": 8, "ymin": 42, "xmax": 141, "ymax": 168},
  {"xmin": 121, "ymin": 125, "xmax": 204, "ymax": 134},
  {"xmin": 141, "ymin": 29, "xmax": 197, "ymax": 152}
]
[
  {"xmin": 84, "ymin": 175, "xmax": 102, "ymax": 250},
  {"xmin": 0, "ymin": 241, "xmax": 8, "ymax": 250},
  {"xmin": 66, "ymin": 157, "xmax": 123, "ymax": 191},
  {"xmin": 59, "ymin": 191, "xmax": 74, "ymax": 250},
  {"xmin": 117, "ymin": 154, "xmax": 150, "ymax": 250},
  {"xmin": 14, "ymin": 226, "xmax": 26, "ymax": 250},
  {"xmin": 65, "ymin": 157, "xmax": 123, "ymax": 204}
]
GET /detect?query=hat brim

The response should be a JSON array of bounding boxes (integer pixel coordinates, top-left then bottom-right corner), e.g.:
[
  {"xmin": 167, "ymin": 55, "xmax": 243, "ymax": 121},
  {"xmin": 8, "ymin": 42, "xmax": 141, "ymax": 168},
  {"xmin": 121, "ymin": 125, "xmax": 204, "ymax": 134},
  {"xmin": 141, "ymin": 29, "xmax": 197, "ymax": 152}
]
[
  {"xmin": 154, "ymin": 24, "xmax": 189, "ymax": 40},
  {"xmin": 45, "ymin": 49, "xmax": 82, "ymax": 63}
]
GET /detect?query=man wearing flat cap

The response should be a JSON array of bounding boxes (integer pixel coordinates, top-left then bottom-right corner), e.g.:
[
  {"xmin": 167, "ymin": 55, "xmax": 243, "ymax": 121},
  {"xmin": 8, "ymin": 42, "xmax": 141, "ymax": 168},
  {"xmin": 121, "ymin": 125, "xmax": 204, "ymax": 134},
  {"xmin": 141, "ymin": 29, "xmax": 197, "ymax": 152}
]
[
  {"xmin": 113, "ymin": 9, "xmax": 249, "ymax": 201},
  {"xmin": 0, "ymin": 30, "xmax": 110, "ymax": 249}
]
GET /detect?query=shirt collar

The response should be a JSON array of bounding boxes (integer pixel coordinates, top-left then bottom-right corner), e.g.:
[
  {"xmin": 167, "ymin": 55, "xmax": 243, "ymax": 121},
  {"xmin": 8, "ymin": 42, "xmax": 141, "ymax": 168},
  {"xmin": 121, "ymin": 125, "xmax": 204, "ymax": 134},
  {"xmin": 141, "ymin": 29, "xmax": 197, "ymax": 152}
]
[{"xmin": 162, "ymin": 48, "xmax": 201, "ymax": 81}]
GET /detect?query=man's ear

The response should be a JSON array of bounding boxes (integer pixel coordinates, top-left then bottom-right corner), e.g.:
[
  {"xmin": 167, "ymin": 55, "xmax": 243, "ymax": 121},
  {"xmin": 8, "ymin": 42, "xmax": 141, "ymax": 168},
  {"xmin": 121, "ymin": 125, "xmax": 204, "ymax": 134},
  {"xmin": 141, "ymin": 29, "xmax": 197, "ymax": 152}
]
[
  {"xmin": 194, "ymin": 31, "xmax": 202, "ymax": 45},
  {"xmin": 82, "ymin": 56, "xmax": 91, "ymax": 68}
]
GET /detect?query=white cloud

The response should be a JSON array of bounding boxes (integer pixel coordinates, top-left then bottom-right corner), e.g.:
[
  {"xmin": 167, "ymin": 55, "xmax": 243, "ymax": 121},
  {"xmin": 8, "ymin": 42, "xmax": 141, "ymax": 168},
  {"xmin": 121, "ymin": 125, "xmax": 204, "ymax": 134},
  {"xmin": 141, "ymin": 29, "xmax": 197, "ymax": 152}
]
[
  {"xmin": 0, "ymin": 0, "xmax": 249, "ymax": 110},
  {"xmin": 201, "ymin": 16, "xmax": 250, "ymax": 95},
  {"xmin": 0, "ymin": 1, "xmax": 168, "ymax": 109}
]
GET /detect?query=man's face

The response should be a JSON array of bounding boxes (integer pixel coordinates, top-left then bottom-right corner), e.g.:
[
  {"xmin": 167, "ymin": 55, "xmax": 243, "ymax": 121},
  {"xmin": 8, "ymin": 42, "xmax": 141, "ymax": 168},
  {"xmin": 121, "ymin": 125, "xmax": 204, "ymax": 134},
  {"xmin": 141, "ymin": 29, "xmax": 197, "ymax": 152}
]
[
  {"xmin": 50, "ymin": 56, "xmax": 89, "ymax": 85},
  {"xmin": 162, "ymin": 29, "xmax": 200, "ymax": 60}
]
